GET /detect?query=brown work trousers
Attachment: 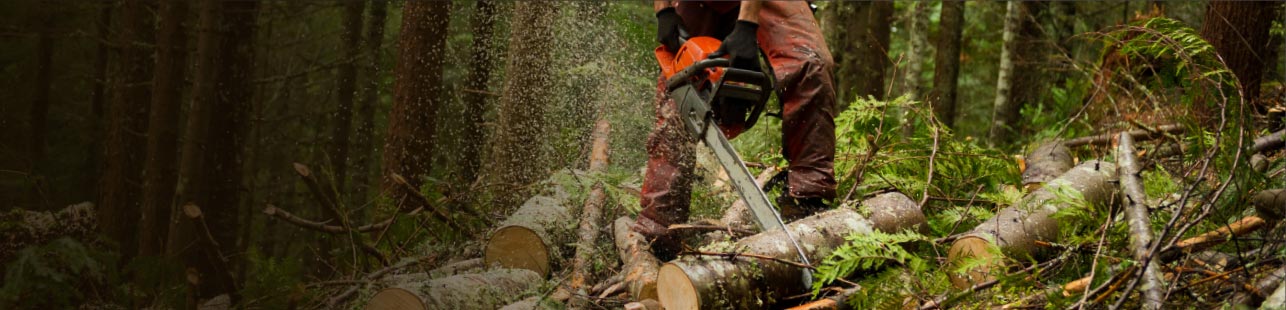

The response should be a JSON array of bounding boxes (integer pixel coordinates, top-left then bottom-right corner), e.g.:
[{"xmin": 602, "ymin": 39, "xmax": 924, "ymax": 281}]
[{"xmin": 635, "ymin": 1, "xmax": 838, "ymax": 239}]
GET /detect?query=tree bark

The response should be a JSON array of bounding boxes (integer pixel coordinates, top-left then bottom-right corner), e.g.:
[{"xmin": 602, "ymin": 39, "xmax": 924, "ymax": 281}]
[
  {"xmin": 367, "ymin": 269, "xmax": 543, "ymax": 310},
  {"xmin": 99, "ymin": 0, "xmax": 155, "ymax": 257},
  {"xmin": 1021, "ymin": 142, "xmax": 1073, "ymax": 191},
  {"xmin": 139, "ymin": 0, "xmax": 189, "ymax": 257},
  {"xmin": 989, "ymin": 1, "xmax": 1045, "ymax": 147},
  {"xmin": 453, "ymin": 0, "xmax": 500, "ymax": 210},
  {"xmin": 352, "ymin": 0, "xmax": 389, "ymax": 205},
  {"xmin": 1200, "ymin": 1, "xmax": 1277, "ymax": 113},
  {"xmin": 1254, "ymin": 129, "xmax": 1286, "ymax": 154},
  {"xmin": 832, "ymin": 1, "xmax": 892, "ymax": 106},
  {"xmin": 29, "ymin": 2, "xmax": 53, "ymax": 173},
  {"xmin": 483, "ymin": 174, "xmax": 575, "ymax": 277},
  {"xmin": 1116, "ymin": 134, "xmax": 1164, "ymax": 310},
  {"xmin": 902, "ymin": 1, "xmax": 931, "ymax": 102},
  {"xmin": 948, "ymin": 161, "xmax": 1117, "ymax": 289},
  {"xmin": 567, "ymin": 119, "xmax": 611, "ymax": 302},
  {"xmin": 658, "ymin": 201, "xmax": 926, "ymax": 310},
  {"xmin": 383, "ymin": 0, "xmax": 452, "ymax": 210},
  {"xmin": 85, "ymin": 4, "xmax": 111, "ymax": 197},
  {"xmin": 930, "ymin": 0, "xmax": 965, "ymax": 128},
  {"xmin": 486, "ymin": 1, "xmax": 558, "ymax": 209},
  {"xmin": 615, "ymin": 216, "xmax": 662, "ymax": 301},
  {"xmin": 329, "ymin": 0, "xmax": 366, "ymax": 197},
  {"xmin": 1253, "ymin": 189, "xmax": 1286, "ymax": 221}
]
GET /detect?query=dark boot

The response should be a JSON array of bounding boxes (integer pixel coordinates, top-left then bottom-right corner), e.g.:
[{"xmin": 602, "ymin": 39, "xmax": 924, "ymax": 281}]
[{"xmin": 777, "ymin": 196, "xmax": 832, "ymax": 222}]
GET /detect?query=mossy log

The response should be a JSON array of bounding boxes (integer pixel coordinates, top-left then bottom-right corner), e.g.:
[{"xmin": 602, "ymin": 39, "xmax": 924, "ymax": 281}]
[
  {"xmin": 948, "ymin": 161, "xmax": 1117, "ymax": 289},
  {"xmin": 1021, "ymin": 142, "xmax": 1073, "ymax": 190},
  {"xmin": 498, "ymin": 296, "xmax": 558, "ymax": 310},
  {"xmin": 484, "ymin": 189, "xmax": 574, "ymax": 277},
  {"xmin": 2, "ymin": 202, "xmax": 96, "ymax": 262},
  {"xmin": 366, "ymin": 268, "xmax": 542, "ymax": 310},
  {"xmin": 614, "ymin": 216, "xmax": 661, "ymax": 301},
  {"xmin": 658, "ymin": 200, "xmax": 925, "ymax": 310}
]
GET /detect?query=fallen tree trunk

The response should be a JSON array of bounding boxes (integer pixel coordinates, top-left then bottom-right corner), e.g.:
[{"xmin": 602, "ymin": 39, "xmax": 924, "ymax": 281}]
[
  {"xmin": 366, "ymin": 268, "xmax": 541, "ymax": 310},
  {"xmin": 1233, "ymin": 265, "xmax": 1286, "ymax": 307},
  {"xmin": 948, "ymin": 160, "xmax": 1117, "ymax": 288},
  {"xmin": 614, "ymin": 216, "xmax": 661, "ymax": 301},
  {"xmin": 1265, "ymin": 277, "xmax": 1286, "ymax": 310},
  {"xmin": 498, "ymin": 296, "xmax": 556, "ymax": 310},
  {"xmin": 1022, "ymin": 142, "xmax": 1073, "ymax": 191},
  {"xmin": 1116, "ymin": 133, "xmax": 1164, "ymax": 309},
  {"xmin": 863, "ymin": 191, "xmax": 927, "ymax": 235},
  {"xmin": 567, "ymin": 119, "xmax": 612, "ymax": 301},
  {"xmin": 2, "ymin": 202, "xmax": 96, "ymax": 262},
  {"xmin": 483, "ymin": 173, "xmax": 576, "ymax": 277},
  {"xmin": 1062, "ymin": 124, "xmax": 1182, "ymax": 148},
  {"xmin": 1253, "ymin": 128, "xmax": 1286, "ymax": 154},
  {"xmin": 658, "ymin": 196, "xmax": 926, "ymax": 310}
]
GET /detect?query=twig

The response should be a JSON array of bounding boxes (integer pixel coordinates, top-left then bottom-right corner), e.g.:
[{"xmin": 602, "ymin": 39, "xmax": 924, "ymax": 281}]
[
  {"xmin": 325, "ymin": 255, "xmax": 438, "ymax": 308},
  {"xmin": 920, "ymin": 251, "xmax": 1070, "ymax": 310},
  {"xmin": 667, "ymin": 223, "xmax": 756, "ymax": 238},
  {"xmin": 918, "ymin": 113, "xmax": 941, "ymax": 209},
  {"xmin": 1062, "ymin": 123, "xmax": 1182, "ymax": 147},
  {"xmin": 679, "ymin": 250, "xmax": 816, "ymax": 271},
  {"xmin": 262, "ymin": 204, "xmax": 421, "ymax": 234},
  {"xmin": 390, "ymin": 173, "xmax": 472, "ymax": 231}
]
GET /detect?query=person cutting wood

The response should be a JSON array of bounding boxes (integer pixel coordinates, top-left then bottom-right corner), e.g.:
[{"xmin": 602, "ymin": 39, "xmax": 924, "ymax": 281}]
[{"xmin": 634, "ymin": 0, "xmax": 838, "ymax": 260}]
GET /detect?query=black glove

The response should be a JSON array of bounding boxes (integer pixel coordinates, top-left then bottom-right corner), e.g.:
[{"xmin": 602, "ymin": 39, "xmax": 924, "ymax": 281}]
[
  {"xmin": 708, "ymin": 20, "xmax": 761, "ymax": 71},
  {"xmin": 656, "ymin": 8, "xmax": 685, "ymax": 53}
]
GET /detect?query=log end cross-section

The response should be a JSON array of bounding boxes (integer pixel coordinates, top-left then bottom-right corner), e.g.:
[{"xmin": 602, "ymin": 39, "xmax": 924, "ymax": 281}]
[{"xmin": 484, "ymin": 193, "xmax": 573, "ymax": 277}]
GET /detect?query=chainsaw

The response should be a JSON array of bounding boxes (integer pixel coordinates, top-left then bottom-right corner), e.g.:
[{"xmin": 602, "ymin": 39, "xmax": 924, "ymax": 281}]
[{"xmin": 655, "ymin": 36, "xmax": 813, "ymax": 286}]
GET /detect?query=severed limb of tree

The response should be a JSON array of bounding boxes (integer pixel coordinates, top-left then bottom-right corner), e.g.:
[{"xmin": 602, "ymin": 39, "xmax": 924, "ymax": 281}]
[
  {"xmin": 785, "ymin": 286, "xmax": 860, "ymax": 310},
  {"xmin": 367, "ymin": 268, "xmax": 542, "ymax": 310},
  {"xmin": 1253, "ymin": 128, "xmax": 1286, "ymax": 154},
  {"xmin": 947, "ymin": 161, "xmax": 1117, "ymax": 289},
  {"xmin": 1231, "ymin": 262, "xmax": 1286, "ymax": 307},
  {"xmin": 1, "ymin": 202, "xmax": 96, "ymax": 262},
  {"xmin": 563, "ymin": 119, "xmax": 612, "ymax": 307},
  {"xmin": 1021, "ymin": 141, "xmax": 1073, "ymax": 191},
  {"xmin": 658, "ymin": 199, "xmax": 927, "ymax": 310},
  {"xmin": 1062, "ymin": 124, "xmax": 1182, "ymax": 148},
  {"xmin": 1158, "ymin": 215, "xmax": 1270, "ymax": 262},
  {"xmin": 1115, "ymin": 133, "xmax": 1165, "ymax": 309},
  {"xmin": 614, "ymin": 216, "xmax": 661, "ymax": 301},
  {"xmin": 261, "ymin": 204, "xmax": 419, "ymax": 234},
  {"xmin": 389, "ymin": 173, "xmax": 473, "ymax": 231}
]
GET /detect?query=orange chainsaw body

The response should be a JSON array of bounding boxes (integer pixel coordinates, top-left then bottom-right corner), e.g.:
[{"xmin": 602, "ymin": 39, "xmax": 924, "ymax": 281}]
[{"xmin": 655, "ymin": 36, "xmax": 756, "ymax": 138}]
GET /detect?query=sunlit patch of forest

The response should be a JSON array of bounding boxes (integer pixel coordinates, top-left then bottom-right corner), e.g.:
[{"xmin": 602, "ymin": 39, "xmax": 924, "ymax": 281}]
[{"xmin": 1, "ymin": 1, "xmax": 1284, "ymax": 309}]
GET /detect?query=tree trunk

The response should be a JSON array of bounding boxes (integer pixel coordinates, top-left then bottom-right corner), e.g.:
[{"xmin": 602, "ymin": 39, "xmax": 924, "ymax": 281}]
[
  {"xmin": 139, "ymin": 0, "xmax": 189, "ymax": 257},
  {"xmin": 167, "ymin": 0, "xmax": 260, "ymax": 304},
  {"xmin": 948, "ymin": 161, "xmax": 1117, "ymax": 289},
  {"xmin": 382, "ymin": 0, "xmax": 452, "ymax": 210},
  {"xmin": 1116, "ymin": 134, "xmax": 1164, "ymax": 309},
  {"xmin": 366, "ymin": 269, "xmax": 542, "ymax": 310},
  {"xmin": 453, "ymin": 0, "xmax": 500, "ymax": 210},
  {"xmin": 1200, "ymin": 1, "xmax": 1277, "ymax": 113},
  {"xmin": 930, "ymin": 0, "xmax": 964, "ymax": 128},
  {"xmin": 1021, "ymin": 142, "xmax": 1073, "ymax": 191},
  {"xmin": 989, "ymin": 1, "xmax": 1045, "ymax": 147},
  {"xmin": 352, "ymin": 0, "xmax": 389, "ymax": 206},
  {"xmin": 29, "ymin": 2, "xmax": 53, "ymax": 174},
  {"xmin": 615, "ymin": 216, "xmax": 662, "ymax": 301},
  {"xmin": 832, "ymin": 1, "xmax": 892, "ymax": 106},
  {"xmin": 329, "ymin": 0, "xmax": 366, "ymax": 197},
  {"xmin": 486, "ymin": 1, "xmax": 558, "ymax": 209},
  {"xmin": 567, "ymin": 119, "xmax": 611, "ymax": 300},
  {"xmin": 902, "ymin": 1, "xmax": 931, "ymax": 102},
  {"xmin": 99, "ymin": 0, "xmax": 155, "ymax": 257},
  {"xmin": 658, "ymin": 195, "xmax": 926, "ymax": 310},
  {"xmin": 483, "ymin": 183, "xmax": 575, "ymax": 278},
  {"xmin": 85, "ymin": 4, "xmax": 111, "ymax": 198}
]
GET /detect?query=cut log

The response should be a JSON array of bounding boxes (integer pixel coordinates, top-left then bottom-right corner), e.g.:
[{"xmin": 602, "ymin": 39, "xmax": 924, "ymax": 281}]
[
  {"xmin": 484, "ymin": 185, "xmax": 575, "ymax": 277},
  {"xmin": 624, "ymin": 299, "xmax": 662, "ymax": 310},
  {"xmin": 948, "ymin": 161, "xmax": 1117, "ymax": 289},
  {"xmin": 658, "ymin": 203, "xmax": 924, "ymax": 310},
  {"xmin": 2, "ymin": 202, "xmax": 96, "ymax": 262},
  {"xmin": 614, "ymin": 216, "xmax": 661, "ymax": 301},
  {"xmin": 429, "ymin": 258, "xmax": 482, "ymax": 278},
  {"xmin": 1116, "ymin": 133, "xmax": 1164, "ymax": 309},
  {"xmin": 567, "ymin": 119, "xmax": 612, "ymax": 301},
  {"xmin": 1021, "ymin": 142, "xmax": 1073, "ymax": 190},
  {"xmin": 1253, "ymin": 128, "xmax": 1286, "ymax": 154},
  {"xmin": 366, "ymin": 268, "xmax": 541, "ymax": 310},
  {"xmin": 1253, "ymin": 189, "xmax": 1286, "ymax": 221},
  {"xmin": 1264, "ymin": 277, "xmax": 1286, "ymax": 310},
  {"xmin": 862, "ymin": 191, "xmax": 928, "ymax": 235}
]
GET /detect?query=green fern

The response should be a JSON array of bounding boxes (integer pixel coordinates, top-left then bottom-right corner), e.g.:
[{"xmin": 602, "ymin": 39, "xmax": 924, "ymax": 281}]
[{"xmin": 811, "ymin": 230, "xmax": 928, "ymax": 296}]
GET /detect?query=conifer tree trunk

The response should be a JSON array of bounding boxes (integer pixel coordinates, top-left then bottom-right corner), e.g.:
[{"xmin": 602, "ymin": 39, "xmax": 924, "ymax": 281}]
[
  {"xmin": 930, "ymin": 0, "xmax": 965, "ymax": 128},
  {"xmin": 989, "ymin": 1, "xmax": 1044, "ymax": 147},
  {"xmin": 383, "ymin": 0, "xmax": 452, "ymax": 210},
  {"xmin": 84, "ymin": 4, "xmax": 111, "ymax": 198},
  {"xmin": 352, "ymin": 0, "xmax": 388, "ymax": 207},
  {"xmin": 99, "ymin": 0, "xmax": 155, "ymax": 256},
  {"xmin": 1200, "ymin": 1, "xmax": 1277, "ymax": 113},
  {"xmin": 902, "ymin": 1, "xmax": 930, "ymax": 102},
  {"xmin": 486, "ymin": 1, "xmax": 558, "ymax": 209},
  {"xmin": 30, "ymin": 2, "xmax": 53, "ymax": 175},
  {"xmin": 139, "ymin": 0, "xmax": 189, "ymax": 257},
  {"xmin": 455, "ymin": 0, "xmax": 499, "ymax": 209},
  {"xmin": 329, "ymin": 0, "xmax": 366, "ymax": 197},
  {"xmin": 833, "ymin": 1, "xmax": 892, "ymax": 106}
]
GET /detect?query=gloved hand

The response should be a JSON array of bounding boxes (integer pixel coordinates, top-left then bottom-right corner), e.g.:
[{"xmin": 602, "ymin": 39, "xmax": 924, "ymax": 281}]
[
  {"xmin": 656, "ymin": 8, "xmax": 685, "ymax": 54},
  {"xmin": 709, "ymin": 20, "xmax": 761, "ymax": 71}
]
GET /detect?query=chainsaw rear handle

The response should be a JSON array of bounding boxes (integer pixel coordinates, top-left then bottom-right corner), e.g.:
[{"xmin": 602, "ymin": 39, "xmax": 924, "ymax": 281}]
[{"xmin": 664, "ymin": 58, "xmax": 730, "ymax": 90}]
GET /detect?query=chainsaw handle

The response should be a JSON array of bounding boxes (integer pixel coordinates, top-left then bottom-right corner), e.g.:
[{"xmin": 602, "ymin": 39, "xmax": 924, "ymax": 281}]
[{"xmin": 664, "ymin": 58, "xmax": 731, "ymax": 90}]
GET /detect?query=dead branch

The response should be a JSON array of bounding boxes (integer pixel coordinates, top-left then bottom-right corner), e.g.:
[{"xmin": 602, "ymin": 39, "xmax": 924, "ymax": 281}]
[
  {"xmin": 1062, "ymin": 124, "xmax": 1182, "ymax": 147},
  {"xmin": 390, "ymin": 173, "xmax": 471, "ymax": 231},
  {"xmin": 566, "ymin": 119, "xmax": 613, "ymax": 308},
  {"xmin": 1114, "ymin": 133, "xmax": 1165, "ymax": 309},
  {"xmin": 261, "ymin": 204, "xmax": 419, "ymax": 234},
  {"xmin": 1253, "ymin": 128, "xmax": 1286, "ymax": 154},
  {"xmin": 667, "ymin": 223, "xmax": 756, "ymax": 238}
]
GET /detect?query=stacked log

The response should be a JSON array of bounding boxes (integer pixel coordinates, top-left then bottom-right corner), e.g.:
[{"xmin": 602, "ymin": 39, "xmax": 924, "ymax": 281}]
[
  {"xmin": 657, "ymin": 192, "xmax": 926, "ymax": 310},
  {"xmin": 365, "ymin": 268, "xmax": 541, "ymax": 310},
  {"xmin": 483, "ymin": 179, "xmax": 575, "ymax": 277},
  {"xmin": 948, "ymin": 161, "xmax": 1117, "ymax": 288}
]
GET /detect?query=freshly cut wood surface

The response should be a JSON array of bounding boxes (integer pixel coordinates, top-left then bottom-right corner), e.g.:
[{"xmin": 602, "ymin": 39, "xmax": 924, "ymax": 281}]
[
  {"xmin": 484, "ymin": 191, "xmax": 573, "ymax": 277},
  {"xmin": 614, "ymin": 216, "xmax": 661, "ymax": 301}
]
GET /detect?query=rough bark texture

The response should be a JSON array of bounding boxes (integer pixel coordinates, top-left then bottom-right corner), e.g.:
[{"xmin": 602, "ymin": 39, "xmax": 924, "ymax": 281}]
[
  {"xmin": 352, "ymin": 0, "xmax": 389, "ymax": 205},
  {"xmin": 1265, "ymin": 278, "xmax": 1286, "ymax": 310},
  {"xmin": 383, "ymin": 0, "xmax": 451, "ymax": 210},
  {"xmin": 615, "ymin": 216, "xmax": 661, "ymax": 301},
  {"xmin": 329, "ymin": 0, "xmax": 366, "ymax": 195},
  {"xmin": 499, "ymin": 296, "xmax": 557, "ymax": 310},
  {"xmin": 1, "ymin": 202, "xmax": 96, "ymax": 263},
  {"xmin": 486, "ymin": 1, "xmax": 558, "ymax": 209},
  {"xmin": 168, "ymin": 0, "xmax": 218, "ymax": 271},
  {"xmin": 99, "ymin": 0, "xmax": 155, "ymax": 257},
  {"xmin": 484, "ymin": 177, "xmax": 574, "ymax": 277},
  {"xmin": 1116, "ymin": 134, "xmax": 1164, "ymax": 309},
  {"xmin": 567, "ymin": 119, "xmax": 612, "ymax": 298},
  {"xmin": 862, "ymin": 191, "xmax": 928, "ymax": 235},
  {"xmin": 929, "ymin": 0, "xmax": 965, "ymax": 128},
  {"xmin": 1062, "ymin": 124, "xmax": 1183, "ymax": 148},
  {"xmin": 989, "ymin": 1, "xmax": 1045, "ymax": 147},
  {"xmin": 453, "ymin": 0, "xmax": 499, "ymax": 210},
  {"xmin": 901, "ymin": 1, "xmax": 930, "ymax": 102},
  {"xmin": 1233, "ymin": 265, "xmax": 1286, "ymax": 307},
  {"xmin": 139, "ymin": 0, "xmax": 190, "ymax": 257},
  {"xmin": 1254, "ymin": 129, "xmax": 1286, "ymax": 154},
  {"xmin": 1253, "ymin": 189, "xmax": 1286, "ymax": 221},
  {"xmin": 1021, "ymin": 142, "xmax": 1073, "ymax": 190},
  {"xmin": 659, "ymin": 204, "xmax": 924, "ymax": 310},
  {"xmin": 366, "ymin": 268, "xmax": 542, "ymax": 310},
  {"xmin": 29, "ymin": 2, "xmax": 53, "ymax": 172},
  {"xmin": 948, "ymin": 161, "xmax": 1117, "ymax": 289},
  {"xmin": 830, "ymin": 1, "xmax": 891, "ymax": 106},
  {"xmin": 1200, "ymin": 1, "xmax": 1277, "ymax": 113}
]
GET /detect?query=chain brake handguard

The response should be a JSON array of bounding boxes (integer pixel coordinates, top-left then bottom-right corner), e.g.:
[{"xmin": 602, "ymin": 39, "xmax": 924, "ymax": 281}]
[{"xmin": 666, "ymin": 59, "xmax": 772, "ymax": 138}]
